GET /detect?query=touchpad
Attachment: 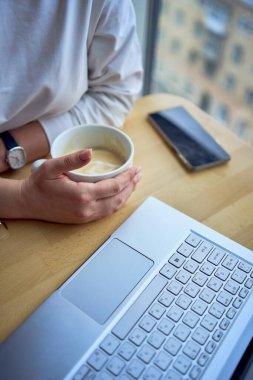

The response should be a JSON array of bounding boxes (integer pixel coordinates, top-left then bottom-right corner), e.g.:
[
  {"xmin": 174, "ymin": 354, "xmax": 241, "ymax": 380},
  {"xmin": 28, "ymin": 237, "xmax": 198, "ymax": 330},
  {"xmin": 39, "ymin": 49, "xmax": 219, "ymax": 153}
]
[{"xmin": 61, "ymin": 239, "xmax": 153, "ymax": 324}]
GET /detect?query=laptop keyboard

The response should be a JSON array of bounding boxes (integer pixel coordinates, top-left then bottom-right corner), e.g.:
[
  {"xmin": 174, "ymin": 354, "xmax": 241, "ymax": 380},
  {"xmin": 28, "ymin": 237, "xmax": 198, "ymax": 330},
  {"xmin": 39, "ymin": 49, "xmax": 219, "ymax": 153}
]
[{"xmin": 73, "ymin": 234, "xmax": 253, "ymax": 380}]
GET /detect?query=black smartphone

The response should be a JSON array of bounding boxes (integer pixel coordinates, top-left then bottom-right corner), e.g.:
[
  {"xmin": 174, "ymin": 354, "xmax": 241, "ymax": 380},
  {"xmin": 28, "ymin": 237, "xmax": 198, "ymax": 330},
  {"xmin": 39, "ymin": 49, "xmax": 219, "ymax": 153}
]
[{"xmin": 148, "ymin": 106, "xmax": 231, "ymax": 171}]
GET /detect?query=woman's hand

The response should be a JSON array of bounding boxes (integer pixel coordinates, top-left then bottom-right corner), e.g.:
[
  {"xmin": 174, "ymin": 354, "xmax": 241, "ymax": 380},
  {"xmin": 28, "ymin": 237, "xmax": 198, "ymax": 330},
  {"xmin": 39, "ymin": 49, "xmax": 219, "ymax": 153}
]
[{"xmin": 20, "ymin": 149, "xmax": 141, "ymax": 223}]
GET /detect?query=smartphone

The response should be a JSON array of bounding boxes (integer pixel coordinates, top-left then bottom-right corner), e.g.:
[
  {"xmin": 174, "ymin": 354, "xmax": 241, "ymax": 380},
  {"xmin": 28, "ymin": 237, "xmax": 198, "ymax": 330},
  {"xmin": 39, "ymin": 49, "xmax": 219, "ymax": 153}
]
[{"xmin": 148, "ymin": 106, "xmax": 231, "ymax": 170}]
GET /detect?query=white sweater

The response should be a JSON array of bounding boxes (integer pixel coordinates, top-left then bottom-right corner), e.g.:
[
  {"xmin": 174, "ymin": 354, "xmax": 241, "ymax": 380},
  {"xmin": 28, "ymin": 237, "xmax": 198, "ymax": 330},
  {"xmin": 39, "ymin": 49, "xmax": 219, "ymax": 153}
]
[{"xmin": 0, "ymin": 0, "xmax": 143, "ymax": 145}]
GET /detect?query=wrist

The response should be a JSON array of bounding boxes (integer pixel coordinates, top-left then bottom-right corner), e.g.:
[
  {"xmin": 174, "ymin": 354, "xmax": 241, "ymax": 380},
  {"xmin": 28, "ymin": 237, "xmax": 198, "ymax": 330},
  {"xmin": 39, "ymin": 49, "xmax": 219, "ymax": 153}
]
[{"xmin": 0, "ymin": 138, "xmax": 10, "ymax": 172}]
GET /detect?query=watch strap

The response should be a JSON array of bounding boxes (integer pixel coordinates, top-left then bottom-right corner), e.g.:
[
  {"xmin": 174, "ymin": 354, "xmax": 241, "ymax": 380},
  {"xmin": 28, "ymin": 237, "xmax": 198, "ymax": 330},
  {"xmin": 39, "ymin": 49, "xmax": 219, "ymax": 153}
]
[{"xmin": 0, "ymin": 131, "xmax": 18, "ymax": 150}]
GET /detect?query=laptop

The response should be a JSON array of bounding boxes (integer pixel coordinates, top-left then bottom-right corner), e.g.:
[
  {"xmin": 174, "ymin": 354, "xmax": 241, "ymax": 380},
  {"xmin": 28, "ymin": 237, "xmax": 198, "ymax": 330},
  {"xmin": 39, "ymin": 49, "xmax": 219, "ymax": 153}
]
[{"xmin": 0, "ymin": 196, "xmax": 252, "ymax": 380}]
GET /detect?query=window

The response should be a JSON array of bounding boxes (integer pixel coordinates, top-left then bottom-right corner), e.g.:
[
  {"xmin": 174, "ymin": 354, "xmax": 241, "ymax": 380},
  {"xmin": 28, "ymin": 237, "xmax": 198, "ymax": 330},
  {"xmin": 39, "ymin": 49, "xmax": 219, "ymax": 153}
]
[
  {"xmin": 245, "ymin": 89, "xmax": 253, "ymax": 105},
  {"xmin": 231, "ymin": 44, "xmax": 244, "ymax": 64},
  {"xmin": 216, "ymin": 104, "xmax": 229, "ymax": 122},
  {"xmin": 224, "ymin": 74, "xmax": 236, "ymax": 92},
  {"xmin": 142, "ymin": 0, "xmax": 253, "ymax": 144},
  {"xmin": 237, "ymin": 15, "xmax": 253, "ymax": 35}
]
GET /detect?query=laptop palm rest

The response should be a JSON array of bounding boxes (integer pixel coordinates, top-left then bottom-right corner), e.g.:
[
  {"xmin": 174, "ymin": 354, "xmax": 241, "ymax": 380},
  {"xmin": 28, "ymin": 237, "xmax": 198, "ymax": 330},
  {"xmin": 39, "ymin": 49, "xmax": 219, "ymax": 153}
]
[{"xmin": 61, "ymin": 238, "xmax": 153, "ymax": 324}]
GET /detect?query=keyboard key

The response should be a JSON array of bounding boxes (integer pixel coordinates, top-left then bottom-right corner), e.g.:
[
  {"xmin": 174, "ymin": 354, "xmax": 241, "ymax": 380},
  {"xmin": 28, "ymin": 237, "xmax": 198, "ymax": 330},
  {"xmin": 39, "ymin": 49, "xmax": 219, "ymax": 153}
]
[
  {"xmin": 183, "ymin": 311, "xmax": 199, "ymax": 328},
  {"xmin": 209, "ymin": 302, "xmax": 225, "ymax": 319},
  {"xmin": 184, "ymin": 283, "xmax": 200, "ymax": 298},
  {"xmin": 191, "ymin": 299, "xmax": 207, "ymax": 316},
  {"xmin": 205, "ymin": 340, "xmax": 216, "ymax": 354},
  {"xmin": 239, "ymin": 287, "xmax": 249, "ymax": 298},
  {"xmin": 177, "ymin": 242, "xmax": 193, "ymax": 257},
  {"xmin": 157, "ymin": 318, "xmax": 174, "ymax": 335},
  {"xmin": 149, "ymin": 303, "xmax": 165, "ymax": 320},
  {"xmin": 137, "ymin": 344, "xmax": 155, "ymax": 364},
  {"xmin": 118, "ymin": 342, "xmax": 136, "ymax": 361},
  {"xmin": 200, "ymin": 261, "xmax": 215, "ymax": 276},
  {"xmin": 192, "ymin": 272, "xmax": 208, "ymax": 287},
  {"xmin": 224, "ymin": 280, "xmax": 239, "ymax": 295},
  {"xmin": 175, "ymin": 294, "xmax": 192, "ymax": 310},
  {"xmin": 147, "ymin": 331, "xmax": 165, "ymax": 349},
  {"xmin": 88, "ymin": 350, "xmax": 108, "ymax": 371},
  {"xmin": 222, "ymin": 256, "xmax": 238, "ymax": 270},
  {"xmin": 215, "ymin": 267, "xmax": 229, "ymax": 281},
  {"xmin": 212, "ymin": 329, "xmax": 223, "ymax": 342},
  {"xmin": 219, "ymin": 318, "xmax": 230, "ymax": 330},
  {"xmin": 200, "ymin": 314, "xmax": 217, "ymax": 332},
  {"xmin": 107, "ymin": 356, "xmax": 125, "ymax": 376},
  {"xmin": 185, "ymin": 233, "xmax": 201, "ymax": 247},
  {"xmin": 129, "ymin": 328, "xmax": 146, "ymax": 346},
  {"xmin": 173, "ymin": 354, "xmax": 191, "ymax": 374},
  {"xmin": 158, "ymin": 291, "xmax": 174, "ymax": 307},
  {"xmin": 126, "ymin": 359, "xmax": 145, "ymax": 379},
  {"xmin": 232, "ymin": 297, "xmax": 243, "ymax": 309},
  {"xmin": 165, "ymin": 369, "xmax": 183, "ymax": 380},
  {"xmin": 169, "ymin": 253, "xmax": 186, "ymax": 268},
  {"xmin": 192, "ymin": 327, "xmax": 209, "ymax": 345},
  {"xmin": 189, "ymin": 365, "xmax": 202, "ymax": 380},
  {"xmin": 176, "ymin": 270, "xmax": 191, "ymax": 284},
  {"xmin": 139, "ymin": 315, "xmax": 156, "ymax": 333},
  {"xmin": 167, "ymin": 280, "xmax": 183, "ymax": 295},
  {"xmin": 238, "ymin": 262, "xmax": 252, "ymax": 273},
  {"xmin": 167, "ymin": 305, "xmax": 184, "ymax": 322},
  {"xmin": 184, "ymin": 260, "xmax": 198, "ymax": 274},
  {"xmin": 245, "ymin": 278, "xmax": 253, "ymax": 289},
  {"xmin": 164, "ymin": 337, "xmax": 182, "ymax": 356},
  {"xmin": 197, "ymin": 352, "xmax": 209, "ymax": 367},
  {"xmin": 208, "ymin": 248, "xmax": 225, "ymax": 265},
  {"xmin": 100, "ymin": 334, "xmax": 120, "ymax": 355},
  {"xmin": 154, "ymin": 351, "xmax": 172, "ymax": 371},
  {"xmin": 183, "ymin": 340, "xmax": 200, "ymax": 359},
  {"xmin": 112, "ymin": 275, "xmax": 167, "ymax": 340},
  {"xmin": 143, "ymin": 366, "xmax": 162, "ymax": 380},
  {"xmin": 192, "ymin": 241, "xmax": 213, "ymax": 263},
  {"xmin": 160, "ymin": 264, "xmax": 177, "ymax": 280},
  {"xmin": 226, "ymin": 307, "xmax": 237, "ymax": 319},
  {"xmin": 73, "ymin": 365, "xmax": 90, "ymax": 380},
  {"xmin": 96, "ymin": 371, "xmax": 113, "ymax": 380},
  {"xmin": 173, "ymin": 323, "xmax": 191, "ymax": 342},
  {"xmin": 231, "ymin": 269, "xmax": 247, "ymax": 284},
  {"xmin": 207, "ymin": 277, "xmax": 223, "ymax": 292},
  {"xmin": 217, "ymin": 291, "xmax": 233, "ymax": 307},
  {"xmin": 199, "ymin": 288, "xmax": 215, "ymax": 304}
]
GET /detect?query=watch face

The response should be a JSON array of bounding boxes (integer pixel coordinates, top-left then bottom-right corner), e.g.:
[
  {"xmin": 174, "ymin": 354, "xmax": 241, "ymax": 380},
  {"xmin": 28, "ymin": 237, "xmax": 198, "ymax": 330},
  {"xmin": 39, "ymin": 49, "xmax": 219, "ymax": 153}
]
[{"xmin": 7, "ymin": 147, "xmax": 27, "ymax": 169}]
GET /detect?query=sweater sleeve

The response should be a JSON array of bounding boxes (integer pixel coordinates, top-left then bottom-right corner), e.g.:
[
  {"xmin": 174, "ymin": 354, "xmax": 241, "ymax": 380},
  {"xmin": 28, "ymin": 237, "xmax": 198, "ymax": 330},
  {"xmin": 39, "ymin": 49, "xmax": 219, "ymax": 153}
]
[{"xmin": 39, "ymin": 0, "xmax": 143, "ymax": 146}]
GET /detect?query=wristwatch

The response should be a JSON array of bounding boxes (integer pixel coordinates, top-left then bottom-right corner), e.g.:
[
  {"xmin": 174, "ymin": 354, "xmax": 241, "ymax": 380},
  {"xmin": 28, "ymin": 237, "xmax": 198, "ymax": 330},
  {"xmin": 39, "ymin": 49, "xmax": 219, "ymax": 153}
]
[{"xmin": 0, "ymin": 131, "xmax": 27, "ymax": 169}]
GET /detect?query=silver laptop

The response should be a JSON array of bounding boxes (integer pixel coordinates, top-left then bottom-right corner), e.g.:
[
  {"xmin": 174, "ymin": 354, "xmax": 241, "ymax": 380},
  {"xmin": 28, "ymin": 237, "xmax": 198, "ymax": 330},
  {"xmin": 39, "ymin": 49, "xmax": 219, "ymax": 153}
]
[{"xmin": 0, "ymin": 197, "xmax": 253, "ymax": 380}]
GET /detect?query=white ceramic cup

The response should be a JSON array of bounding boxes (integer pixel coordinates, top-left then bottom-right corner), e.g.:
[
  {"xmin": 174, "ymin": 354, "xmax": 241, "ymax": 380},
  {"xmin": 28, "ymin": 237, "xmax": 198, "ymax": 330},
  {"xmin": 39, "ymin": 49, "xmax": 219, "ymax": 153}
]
[{"xmin": 32, "ymin": 124, "xmax": 134, "ymax": 182}]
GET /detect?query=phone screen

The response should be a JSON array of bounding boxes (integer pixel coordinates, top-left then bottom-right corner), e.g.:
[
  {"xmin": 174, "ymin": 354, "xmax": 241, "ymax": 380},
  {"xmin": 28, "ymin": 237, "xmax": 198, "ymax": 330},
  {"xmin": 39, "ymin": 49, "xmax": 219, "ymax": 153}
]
[{"xmin": 148, "ymin": 107, "xmax": 230, "ymax": 170}]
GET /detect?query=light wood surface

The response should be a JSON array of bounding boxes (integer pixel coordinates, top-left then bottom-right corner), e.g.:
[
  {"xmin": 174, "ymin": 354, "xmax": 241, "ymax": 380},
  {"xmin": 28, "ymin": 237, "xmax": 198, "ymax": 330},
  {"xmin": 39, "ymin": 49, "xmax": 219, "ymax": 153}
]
[{"xmin": 0, "ymin": 93, "xmax": 253, "ymax": 342}]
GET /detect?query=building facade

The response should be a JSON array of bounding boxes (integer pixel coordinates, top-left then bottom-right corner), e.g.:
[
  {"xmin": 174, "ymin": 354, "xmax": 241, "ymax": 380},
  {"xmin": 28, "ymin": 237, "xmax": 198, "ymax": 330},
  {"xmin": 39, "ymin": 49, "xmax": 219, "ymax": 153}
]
[{"xmin": 152, "ymin": 0, "xmax": 253, "ymax": 144}]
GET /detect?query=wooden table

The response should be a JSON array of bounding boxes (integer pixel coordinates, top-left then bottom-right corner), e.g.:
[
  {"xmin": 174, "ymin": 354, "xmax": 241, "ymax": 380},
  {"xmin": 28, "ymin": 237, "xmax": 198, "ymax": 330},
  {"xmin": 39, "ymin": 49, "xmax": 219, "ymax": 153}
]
[{"xmin": 0, "ymin": 94, "xmax": 253, "ymax": 342}]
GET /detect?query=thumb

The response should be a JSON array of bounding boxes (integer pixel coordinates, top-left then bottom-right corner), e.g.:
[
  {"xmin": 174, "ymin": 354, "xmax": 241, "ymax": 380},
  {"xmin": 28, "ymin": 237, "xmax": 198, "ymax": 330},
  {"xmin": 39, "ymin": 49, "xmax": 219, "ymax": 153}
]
[{"xmin": 44, "ymin": 149, "xmax": 92, "ymax": 177}]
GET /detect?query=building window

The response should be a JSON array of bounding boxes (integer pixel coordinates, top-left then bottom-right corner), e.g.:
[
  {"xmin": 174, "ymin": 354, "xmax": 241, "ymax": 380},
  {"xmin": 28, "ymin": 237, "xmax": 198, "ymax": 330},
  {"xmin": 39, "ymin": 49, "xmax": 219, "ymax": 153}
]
[
  {"xmin": 231, "ymin": 44, "xmax": 244, "ymax": 64},
  {"xmin": 224, "ymin": 74, "xmax": 236, "ymax": 92},
  {"xmin": 193, "ymin": 20, "xmax": 203, "ymax": 36},
  {"xmin": 237, "ymin": 15, "xmax": 253, "ymax": 35},
  {"xmin": 216, "ymin": 104, "xmax": 229, "ymax": 122},
  {"xmin": 245, "ymin": 89, "xmax": 253, "ymax": 105},
  {"xmin": 200, "ymin": 92, "xmax": 212, "ymax": 112},
  {"xmin": 174, "ymin": 9, "xmax": 185, "ymax": 26},
  {"xmin": 188, "ymin": 49, "xmax": 199, "ymax": 63}
]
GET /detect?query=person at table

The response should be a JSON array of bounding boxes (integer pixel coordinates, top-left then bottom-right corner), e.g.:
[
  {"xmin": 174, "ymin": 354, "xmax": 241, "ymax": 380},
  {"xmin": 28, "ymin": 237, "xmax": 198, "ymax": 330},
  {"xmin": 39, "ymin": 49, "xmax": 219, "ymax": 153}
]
[{"xmin": 0, "ymin": 0, "xmax": 143, "ymax": 223}]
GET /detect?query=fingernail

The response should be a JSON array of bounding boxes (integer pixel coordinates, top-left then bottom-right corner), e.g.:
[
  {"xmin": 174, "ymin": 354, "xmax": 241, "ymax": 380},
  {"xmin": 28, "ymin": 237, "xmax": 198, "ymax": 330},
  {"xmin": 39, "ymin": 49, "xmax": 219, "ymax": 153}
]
[
  {"xmin": 79, "ymin": 149, "xmax": 92, "ymax": 162},
  {"xmin": 135, "ymin": 172, "xmax": 142, "ymax": 183}
]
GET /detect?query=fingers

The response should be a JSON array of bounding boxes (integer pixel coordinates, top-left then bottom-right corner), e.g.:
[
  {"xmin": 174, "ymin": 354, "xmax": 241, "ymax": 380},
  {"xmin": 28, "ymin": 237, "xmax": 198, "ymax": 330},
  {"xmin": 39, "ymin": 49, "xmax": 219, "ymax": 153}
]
[
  {"xmin": 88, "ymin": 168, "xmax": 142, "ymax": 221},
  {"xmin": 41, "ymin": 149, "xmax": 92, "ymax": 178},
  {"xmin": 91, "ymin": 166, "xmax": 141, "ymax": 200}
]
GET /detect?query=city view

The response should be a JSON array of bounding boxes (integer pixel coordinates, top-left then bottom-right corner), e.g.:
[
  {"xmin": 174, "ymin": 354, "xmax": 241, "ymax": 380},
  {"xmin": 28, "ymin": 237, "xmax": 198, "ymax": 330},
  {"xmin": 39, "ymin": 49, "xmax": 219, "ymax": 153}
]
[{"xmin": 151, "ymin": 0, "xmax": 253, "ymax": 144}]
